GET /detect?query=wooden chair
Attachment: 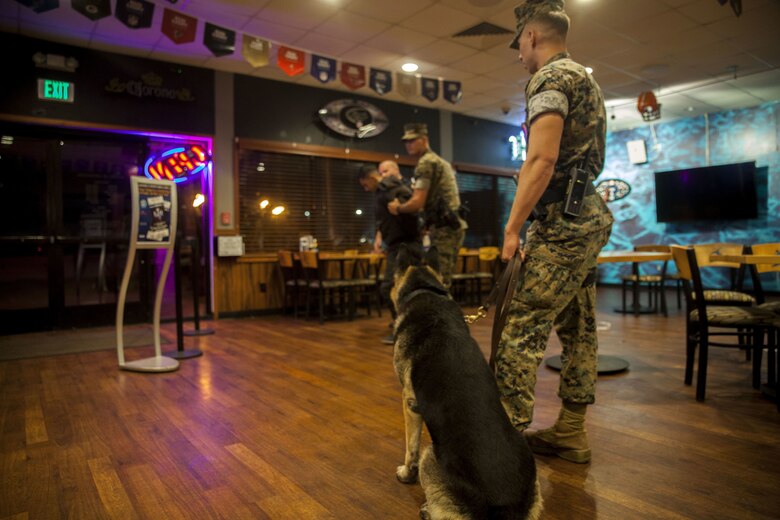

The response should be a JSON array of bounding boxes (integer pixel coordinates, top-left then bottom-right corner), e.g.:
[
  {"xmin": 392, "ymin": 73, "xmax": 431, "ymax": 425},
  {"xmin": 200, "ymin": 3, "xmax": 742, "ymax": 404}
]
[
  {"xmin": 620, "ymin": 244, "xmax": 671, "ymax": 316},
  {"xmin": 299, "ymin": 251, "xmax": 356, "ymax": 324},
  {"xmin": 342, "ymin": 250, "xmax": 382, "ymax": 318},
  {"xmin": 473, "ymin": 246, "xmax": 500, "ymax": 303},
  {"xmin": 692, "ymin": 243, "xmax": 756, "ymax": 307},
  {"xmin": 450, "ymin": 248, "xmax": 476, "ymax": 304},
  {"xmin": 745, "ymin": 243, "xmax": 780, "ymax": 408},
  {"xmin": 671, "ymin": 245, "xmax": 779, "ymax": 402},
  {"xmin": 277, "ymin": 250, "xmax": 304, "ymax": 317}
]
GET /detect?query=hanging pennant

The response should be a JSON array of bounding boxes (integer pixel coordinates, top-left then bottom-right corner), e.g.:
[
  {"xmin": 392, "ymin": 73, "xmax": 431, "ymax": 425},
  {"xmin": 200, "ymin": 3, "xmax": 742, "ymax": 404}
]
[
  {"xmin": 277, "ymin": 46, "xmax": 305, "ymax": 77},
  {"xmin": 369, "ymin": 68, "xmax": 392, "ymax": 96},
  {"xmin": 204, "ymin": 23, "xmax": 235, "ymax": 57},
  {"xmin": 15, "ymin": 0, "xmax": 59, "ymax": 13},
  {"xmin": 397, "ymin": 73, "xmax": 417, "ymax": 98},
  {"xmin": 162, "ymin": 8, "xmax": 197, "ymax": 44},
  {"xmin": 71, "ymin": 0, "xmax": 110, "ymax": 20},
  {"xmin": 421, "ymin": 77, "xmax": 439, "ymax": 102},
  {"xmin": 115, "ymin": 0, "xmax": 154, "ymax": 29},
  {"xmin": 242, "ymin": 35, "xmax": 270, "ymax": 68},
  {"xmin": 340, "ymin": 62, "xmax": 366, "ymax": 90},
  {"xmin": 310, "ymin": 54, "xmax": 336, "ymax": 84},
  {"xmin": 443, "ymin": 80, "xmax": 463, "ymax": 104}
]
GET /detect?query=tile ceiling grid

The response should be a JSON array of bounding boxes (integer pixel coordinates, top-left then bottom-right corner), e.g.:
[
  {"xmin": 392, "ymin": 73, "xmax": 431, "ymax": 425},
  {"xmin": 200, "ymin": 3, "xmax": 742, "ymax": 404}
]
[{"xmin": 0, "ymin": 0, "xmax": 778, "ymax": 131}]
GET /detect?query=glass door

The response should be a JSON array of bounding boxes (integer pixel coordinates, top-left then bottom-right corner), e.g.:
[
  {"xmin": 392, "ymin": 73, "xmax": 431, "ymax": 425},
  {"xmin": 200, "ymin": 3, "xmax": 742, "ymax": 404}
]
[{"xmin": 0, "ymin": 124, "xmax": 154, "ymax": 334}]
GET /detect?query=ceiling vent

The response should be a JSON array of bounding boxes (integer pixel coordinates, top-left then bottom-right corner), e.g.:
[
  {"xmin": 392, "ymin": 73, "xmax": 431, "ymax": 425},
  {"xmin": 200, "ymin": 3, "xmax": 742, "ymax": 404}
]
[{"xmin": 453, "ymin": 22, "xmax": 512, "ymax": 38}]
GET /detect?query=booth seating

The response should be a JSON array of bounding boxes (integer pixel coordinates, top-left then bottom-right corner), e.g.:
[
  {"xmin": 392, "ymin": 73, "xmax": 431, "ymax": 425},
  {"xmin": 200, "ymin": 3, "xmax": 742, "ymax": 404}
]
[{"xmin": 671, "ymin": 245, "xmax": 779, "ymax": 402}]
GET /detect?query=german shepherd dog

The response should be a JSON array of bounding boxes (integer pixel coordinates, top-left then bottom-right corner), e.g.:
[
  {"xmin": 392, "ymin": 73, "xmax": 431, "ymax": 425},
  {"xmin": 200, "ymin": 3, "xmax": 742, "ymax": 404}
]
[{"xmin": 391, "ymin": 244, "xmax": 542, "ymax": 520}]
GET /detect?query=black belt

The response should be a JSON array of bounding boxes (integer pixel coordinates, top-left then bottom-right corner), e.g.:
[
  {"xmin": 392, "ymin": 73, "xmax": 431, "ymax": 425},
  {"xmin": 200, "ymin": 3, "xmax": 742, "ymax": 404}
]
[{"xmin": 538, "ymin": 181, "xmax": 595, "ymax": 205}]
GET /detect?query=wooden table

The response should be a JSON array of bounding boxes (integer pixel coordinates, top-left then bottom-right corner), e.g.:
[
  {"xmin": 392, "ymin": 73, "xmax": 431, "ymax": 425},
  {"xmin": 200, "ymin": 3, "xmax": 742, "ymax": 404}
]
[
  {"xmin": 602, "ymin": 250, "xmax": 673, "ymax": 315},
  {"xmin": 545, "ymin": 250, "xmax": 672, "ymax": 375}
]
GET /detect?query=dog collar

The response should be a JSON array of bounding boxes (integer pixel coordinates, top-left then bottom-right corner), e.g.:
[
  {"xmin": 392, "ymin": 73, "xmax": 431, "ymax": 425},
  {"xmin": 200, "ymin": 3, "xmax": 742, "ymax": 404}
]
[{"xmin": 398, "ymin": 286, "xmax": 450, "ymax": 306}]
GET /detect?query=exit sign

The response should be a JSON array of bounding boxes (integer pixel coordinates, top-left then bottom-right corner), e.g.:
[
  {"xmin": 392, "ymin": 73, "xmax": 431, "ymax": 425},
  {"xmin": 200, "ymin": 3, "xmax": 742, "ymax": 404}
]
[{"xmin": 37, "ymin": 79, "xmax": 75, "ymax": 103}]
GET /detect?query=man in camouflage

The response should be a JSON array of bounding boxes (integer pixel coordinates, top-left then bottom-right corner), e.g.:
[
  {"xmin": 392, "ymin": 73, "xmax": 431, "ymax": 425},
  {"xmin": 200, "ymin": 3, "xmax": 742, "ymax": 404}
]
[
  {"xmin": 496, "ymin": 0, "xmax": 614, "ymax": 463},
  {"xmin": 388, "ymin": 123, "xmax": 467, "ymax": 288}
]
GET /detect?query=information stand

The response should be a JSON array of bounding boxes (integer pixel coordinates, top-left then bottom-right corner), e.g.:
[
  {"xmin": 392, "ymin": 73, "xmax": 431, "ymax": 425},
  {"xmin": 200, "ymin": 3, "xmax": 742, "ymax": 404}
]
[{"xmin": 116, "ymin": 177, "xmax": 179, "ymax": 373}]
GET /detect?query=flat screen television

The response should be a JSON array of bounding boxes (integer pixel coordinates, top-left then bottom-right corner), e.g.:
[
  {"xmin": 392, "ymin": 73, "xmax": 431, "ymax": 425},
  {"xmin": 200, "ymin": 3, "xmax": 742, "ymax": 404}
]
[{"xmin": 654, "ymin": 162, "xmax": 758, "ymax": 222}]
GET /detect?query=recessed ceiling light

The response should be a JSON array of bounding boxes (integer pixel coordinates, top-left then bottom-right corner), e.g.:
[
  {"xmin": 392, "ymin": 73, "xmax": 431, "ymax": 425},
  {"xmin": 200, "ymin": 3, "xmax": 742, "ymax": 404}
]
[
  {"xmin": 585, "ymin": 66, "xmax": 593, "ymax": 74},
  {"xmin": 402, "ymin": 63, "xmax": 418, "ymax": 73}
]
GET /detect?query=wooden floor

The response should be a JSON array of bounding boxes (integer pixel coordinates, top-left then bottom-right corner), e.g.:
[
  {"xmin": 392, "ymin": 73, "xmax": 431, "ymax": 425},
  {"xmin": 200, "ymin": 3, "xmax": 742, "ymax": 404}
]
[{"xmin": 1, "ymin": 287, "xmax": 779, "ymax": 519}]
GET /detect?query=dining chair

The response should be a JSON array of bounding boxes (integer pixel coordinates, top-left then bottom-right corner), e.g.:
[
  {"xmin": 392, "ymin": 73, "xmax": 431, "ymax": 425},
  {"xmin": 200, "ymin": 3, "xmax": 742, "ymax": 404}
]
[
  {"xmin": 342, "ymin": 250, "xmax": 382, "ymax": 318},
  {"xmin": 671, "ymin": 245, "xmax": 779, "ymax": 402},
  {"xmin": 299, "ymin": 251, "xmax": 356, "ymax": 324},
  {"xmin": 473, "ymin": 246, "xmax": 501, "ymax": 302},
  {"xmin": 451, "ymin": 247, "xmax": 477, "ymax": 304},
  {"xmin": 692, "ymin": 243, "xmax": 755, "ymax": 307},
  {"xmin": 744, "ymin": 242, "xmax": 780, "ymax": 407},
  {"xmin": 620, "ymin": 244, "xmax": 671, "ymax": 316},
  {"xmin": 277, "ymin": 250, "xmax": 304, "ymax": 318}
]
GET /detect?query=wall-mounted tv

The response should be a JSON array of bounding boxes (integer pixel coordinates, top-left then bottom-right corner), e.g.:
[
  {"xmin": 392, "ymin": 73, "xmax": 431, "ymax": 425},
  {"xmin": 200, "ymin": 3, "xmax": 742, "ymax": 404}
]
[{"xmin": 654, "ymin": 162, "xmax": 758, "ymax": 222}]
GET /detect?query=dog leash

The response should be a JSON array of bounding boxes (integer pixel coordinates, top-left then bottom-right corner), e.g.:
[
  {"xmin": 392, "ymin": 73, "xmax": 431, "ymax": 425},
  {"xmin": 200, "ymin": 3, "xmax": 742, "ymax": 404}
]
[{"xmin": 463, "ymin": 250, "xmax": 523, "ymax": 371}]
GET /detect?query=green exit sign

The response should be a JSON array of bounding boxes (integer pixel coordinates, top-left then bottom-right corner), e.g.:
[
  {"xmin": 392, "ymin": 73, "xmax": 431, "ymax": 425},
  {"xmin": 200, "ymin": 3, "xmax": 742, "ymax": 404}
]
[{"xmin": 37, "ymin": 79, "xmax": 75, "ymax": 103}]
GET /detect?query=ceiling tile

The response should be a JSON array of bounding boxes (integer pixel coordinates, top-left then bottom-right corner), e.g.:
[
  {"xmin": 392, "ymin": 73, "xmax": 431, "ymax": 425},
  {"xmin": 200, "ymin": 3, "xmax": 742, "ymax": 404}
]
[
  {"xmin": 684, "ymin": 83, "xmax": 764, "ymax": 109},
  {"xmin": 411, "ymin": 39, "xmax": 478, "ymax": 66},
  {"xmin": 369, "ymin": 26, "xmax": 436, "ymax": 55},
  {"xmin": 254, "ymin": 0, "xmax": 343, "ymax": 31},
  {"xmin": 399, "ymin": 3, "xmax": 481, "ymax": 39},
  {"xmin": 345, "ymin": 0, "xmax": 434, "ymax": 23},
  {"xmin": 449, "ymin": 51, "xmax": 514, "ymax": 76},
  {"xmin": 240, "ymin": 19, "xmax": 307, "ymax": 45},
  {"xmin": 311, "ymin": 11, "xmax": 390, "ymax": 45},
  {"xmin": 295, "ymin": 32, "xmax": 357, "ymax": 57},
  {"xmin": 677, "ymin": 0, "xmax": 735, "ymax": 24},
  {"xmin": 337, "ymin": 45, "xmax": 402, "ymax": 69}
]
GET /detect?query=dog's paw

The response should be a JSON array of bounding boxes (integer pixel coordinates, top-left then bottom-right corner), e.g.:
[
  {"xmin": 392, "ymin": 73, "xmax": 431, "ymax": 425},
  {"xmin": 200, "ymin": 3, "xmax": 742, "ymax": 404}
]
[
  {"xmin": 396, "ymin": 464, "xmax": 418, "ymax": 484},
  {"xmin": 419, "ymin": 503, "xmax": 431, "ymax": 520}
]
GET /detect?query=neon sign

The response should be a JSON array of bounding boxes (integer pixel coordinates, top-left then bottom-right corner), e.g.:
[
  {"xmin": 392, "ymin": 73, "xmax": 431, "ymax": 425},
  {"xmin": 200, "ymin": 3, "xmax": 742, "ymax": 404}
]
[
  {"xmin": 509, "ymin": 123, "xmax": 528, "ymax": 162},
  {"xmin": 144, "ymin": 145, "xmax": 210, "ymax": 183}
]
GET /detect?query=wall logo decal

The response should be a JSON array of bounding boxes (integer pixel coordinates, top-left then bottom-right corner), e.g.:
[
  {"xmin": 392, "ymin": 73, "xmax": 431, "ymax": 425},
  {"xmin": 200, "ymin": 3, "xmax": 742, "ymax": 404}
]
[
  {"xmin": 318, "ymin": 99, "xmax": 389, "ymax": 139},
  {"xmin": 595, "ymin": 179, "xmax": 631, "ymax": 202}
]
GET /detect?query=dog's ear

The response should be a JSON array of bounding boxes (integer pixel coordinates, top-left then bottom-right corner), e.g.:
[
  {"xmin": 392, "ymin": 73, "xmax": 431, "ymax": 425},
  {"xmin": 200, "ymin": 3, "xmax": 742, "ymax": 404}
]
[
  {"xmin": 424, "ymin": 246, "xmax": 441, "ymax": 273},
  {"xmin": 396, "ymin": 243, "xmax": 414, "ymax": 272}
]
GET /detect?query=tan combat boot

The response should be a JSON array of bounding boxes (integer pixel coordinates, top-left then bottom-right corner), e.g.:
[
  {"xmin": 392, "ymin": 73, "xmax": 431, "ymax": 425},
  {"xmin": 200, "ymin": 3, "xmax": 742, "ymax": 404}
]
[{"xmin": 524, "ymin": 402, "xmax": 591, "ymax": 463}]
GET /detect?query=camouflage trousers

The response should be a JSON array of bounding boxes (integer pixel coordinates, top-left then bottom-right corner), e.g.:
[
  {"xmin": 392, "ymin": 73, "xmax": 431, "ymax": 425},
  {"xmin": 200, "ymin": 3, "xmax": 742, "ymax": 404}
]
[
  {"xmin": 495, "ymin": 197, "xmax": 613, "ymax": 430},
  {"xmin": 430, "ymin": 226, "xmax": 465, "ymax": 289}
]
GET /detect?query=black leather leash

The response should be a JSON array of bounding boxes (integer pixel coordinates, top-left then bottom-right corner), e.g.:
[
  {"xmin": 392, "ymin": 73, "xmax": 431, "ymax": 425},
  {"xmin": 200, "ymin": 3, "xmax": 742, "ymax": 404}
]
[{"xmin": 463, "ymin": 251, "xmax": 523, "ymax": 372}]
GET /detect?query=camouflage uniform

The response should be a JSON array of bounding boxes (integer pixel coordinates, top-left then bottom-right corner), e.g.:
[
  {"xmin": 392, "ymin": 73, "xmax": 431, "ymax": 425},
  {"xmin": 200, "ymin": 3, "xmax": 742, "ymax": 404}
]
[
  {"xmin": 495, "ymin": 51, "xmax": 614, "ymax": 430},
  {"xmin": 412, "ymin": 149, "xmax": 467, "ymax": 287}
]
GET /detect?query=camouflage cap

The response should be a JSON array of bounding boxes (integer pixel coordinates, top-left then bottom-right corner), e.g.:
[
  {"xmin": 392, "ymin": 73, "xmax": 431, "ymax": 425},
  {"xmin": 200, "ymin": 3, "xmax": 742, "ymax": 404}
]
[
  {"xmin": 509, "ymin": 0, "xmax": 566, "ymax": 50},
  {"xmin": 401, "ymin": 123, "xmax": 428, "ymax": 141}
]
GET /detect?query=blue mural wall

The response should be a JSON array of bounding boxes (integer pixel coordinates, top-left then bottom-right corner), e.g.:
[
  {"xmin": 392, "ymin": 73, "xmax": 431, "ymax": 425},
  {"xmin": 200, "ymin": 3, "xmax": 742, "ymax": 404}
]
[{"xmin": 599, "ymin": 101, "xmax": 780, "ymax": 291}]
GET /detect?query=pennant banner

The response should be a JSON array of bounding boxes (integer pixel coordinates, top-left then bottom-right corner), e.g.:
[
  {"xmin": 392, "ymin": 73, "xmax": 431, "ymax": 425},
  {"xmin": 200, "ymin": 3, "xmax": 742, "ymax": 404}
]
[
  {"xmin": 115, "ymin": 0, "xmax": 154, "ymax": 29},
  {"xmin": 397, "ymin": 73, "xmax": 417, "ymax": 98},
  {"xmin": 369, "ymin": 68, "xmax": 392, "ymax": 96},
  {"xmin": 162, "ymin": 8, "xmax": 197, "ymax": 44},
  {"xmin": 310, "ymin": 54, "xmax": 336, "ymax": 84},
  {"xmin": 71, "ymin": 0, "xmax": 110, "ymax": 20},
  {"xmin": 242, "ymin": 35, "xmax": 269, "ymax": 68},
  {"xmin": 204, "ymin": 23, "xmax": 235, "ymax": 57},
  {"xmin": 340, "ymin": 62, "xmax": 365, "ymax": 91},
  {"xmin": 15, "ymin": 0, "xmax": 59, "ymax": 13},
  {"xmin": 277, "ymin": 46, "xmax": 305, "ymax": 77},
  {"xmin": 443, "ymin": 80, "xmax": 463, "ymax": 104},
  {"xmin": 421, "ymin": 77, "xmax": 439, "ymax": 102}
]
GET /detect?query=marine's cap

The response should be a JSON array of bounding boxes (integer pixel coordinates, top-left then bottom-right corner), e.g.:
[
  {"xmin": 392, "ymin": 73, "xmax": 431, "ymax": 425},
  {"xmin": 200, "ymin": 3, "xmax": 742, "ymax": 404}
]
[
  {"xmin": 401, "ymin": 123, "xmax": 428, "ymax": 141},
  {"xmin": 509, "ymin": 0, "xmax": 565, "ymax": 50}
]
